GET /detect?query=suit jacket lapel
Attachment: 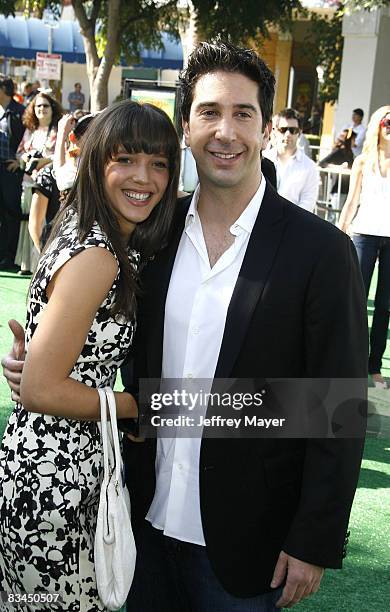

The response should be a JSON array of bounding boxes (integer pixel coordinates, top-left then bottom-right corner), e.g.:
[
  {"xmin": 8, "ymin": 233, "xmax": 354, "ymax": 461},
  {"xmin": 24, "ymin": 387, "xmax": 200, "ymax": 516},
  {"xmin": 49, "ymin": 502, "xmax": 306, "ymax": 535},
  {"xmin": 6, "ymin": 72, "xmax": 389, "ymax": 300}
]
[
  {"xmin": 215, "ymin": 183, "xmax": 287, "ymax": 378},
  {"xmin": 146, "ymin": 196, "xmax": 191, "ymax": 378}
]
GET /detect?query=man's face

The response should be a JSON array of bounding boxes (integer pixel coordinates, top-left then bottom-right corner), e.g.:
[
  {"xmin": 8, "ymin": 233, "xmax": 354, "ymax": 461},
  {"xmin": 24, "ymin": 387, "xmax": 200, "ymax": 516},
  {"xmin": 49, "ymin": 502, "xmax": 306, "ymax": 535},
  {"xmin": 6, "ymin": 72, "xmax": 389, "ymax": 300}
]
[
  {"xmin": 182, "ymin": 71, "xmax": 267, "ymax": 192},
  {"xmin": 75, "ymin": 84, "xmax": 81, "ymax": 92},
  {"xmin": 352, "ymin": 112, "xmax": 362, "ymax": 125},
  {"xmin": 274, "ymin": 117, "xmax": 300, "ymax": 155}
]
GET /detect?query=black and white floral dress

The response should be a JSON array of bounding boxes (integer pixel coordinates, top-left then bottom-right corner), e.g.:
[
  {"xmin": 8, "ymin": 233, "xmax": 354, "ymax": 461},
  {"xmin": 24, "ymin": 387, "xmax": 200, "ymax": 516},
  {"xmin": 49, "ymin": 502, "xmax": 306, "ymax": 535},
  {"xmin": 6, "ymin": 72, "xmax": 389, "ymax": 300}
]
[{"xmin": 0, "ymin": 210, "xmax": 137, "ymax": 611}]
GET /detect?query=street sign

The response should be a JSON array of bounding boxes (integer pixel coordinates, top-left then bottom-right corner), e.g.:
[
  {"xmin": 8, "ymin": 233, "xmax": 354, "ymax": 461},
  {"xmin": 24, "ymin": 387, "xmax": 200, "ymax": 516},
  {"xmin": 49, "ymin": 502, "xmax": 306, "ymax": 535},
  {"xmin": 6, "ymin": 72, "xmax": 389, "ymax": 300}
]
[{"xmin": 35, "ymin": 52, "xmax": 62, "ymax": 81}]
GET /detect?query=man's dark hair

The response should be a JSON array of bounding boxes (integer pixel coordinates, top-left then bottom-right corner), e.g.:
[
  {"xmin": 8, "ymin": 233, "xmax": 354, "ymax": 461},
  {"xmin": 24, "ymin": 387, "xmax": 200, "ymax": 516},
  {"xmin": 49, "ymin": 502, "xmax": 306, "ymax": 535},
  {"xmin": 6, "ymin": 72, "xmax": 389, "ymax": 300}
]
[
  {"xmin": 0, "ymin": 75, "xmax": 15, "ymax": 97},
  {"xmin": 353, "ymin": 108, "xmax": 364, "ymax": 118},
  {"xmin": 179, "ymin": 40, "xmax": 275, "ymax": 127},
  {"xmin": 74, "ymin": 82, "xmax": 81, "ymax": 88},
  {"xmin": 275, "ymin": 107, "xmax": 302, "ymax": 129}
]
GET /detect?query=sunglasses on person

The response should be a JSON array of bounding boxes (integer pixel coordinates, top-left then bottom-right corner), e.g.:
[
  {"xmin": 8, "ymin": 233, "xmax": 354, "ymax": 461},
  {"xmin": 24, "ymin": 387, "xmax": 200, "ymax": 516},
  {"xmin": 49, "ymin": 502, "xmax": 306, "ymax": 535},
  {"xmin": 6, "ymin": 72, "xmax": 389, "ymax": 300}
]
[
  {"xmin": 35, "ymin": 103, "xmax": 51, "ymax": 108},
  {"xmin": 380, "ymin": 117, "xmax": 390, "ymax": 128},
  {"xmin": 277, "ymin": 127, "xmax": 300, "ymax": 135}
]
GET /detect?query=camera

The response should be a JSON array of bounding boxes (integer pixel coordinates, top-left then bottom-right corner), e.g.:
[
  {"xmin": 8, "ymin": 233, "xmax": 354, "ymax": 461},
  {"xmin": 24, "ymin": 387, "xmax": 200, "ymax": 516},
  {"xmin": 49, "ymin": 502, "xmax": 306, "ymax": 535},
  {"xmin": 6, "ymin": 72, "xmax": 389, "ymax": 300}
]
[{"xmin": 24, "ymin": 151, "xmax": 43, "ymax": 176}]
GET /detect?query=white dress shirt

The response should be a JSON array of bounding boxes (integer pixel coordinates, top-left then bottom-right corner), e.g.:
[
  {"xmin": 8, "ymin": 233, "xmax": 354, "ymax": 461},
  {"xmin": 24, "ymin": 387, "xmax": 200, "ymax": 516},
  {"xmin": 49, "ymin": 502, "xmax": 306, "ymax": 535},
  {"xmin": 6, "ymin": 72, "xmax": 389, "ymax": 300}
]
[
  {"xmin": 146, "ymin": 178, "xmax": 266, "ymax": 545},
  {"xmin": 263, "ymin": 147, "xmax": 319, "ymax": 213},
  {"xmin": 342, "ymin": 122, "xmax": 366, "ymax": 157}
]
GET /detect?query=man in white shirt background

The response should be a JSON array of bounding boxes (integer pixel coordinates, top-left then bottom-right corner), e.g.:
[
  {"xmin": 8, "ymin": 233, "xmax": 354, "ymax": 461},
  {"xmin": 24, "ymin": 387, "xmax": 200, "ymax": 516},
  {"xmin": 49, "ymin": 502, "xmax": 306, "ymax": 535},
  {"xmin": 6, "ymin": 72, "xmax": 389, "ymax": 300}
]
[
  {"xmin": 343, "ymin": 108, "xmax": 366, "ymax": 157},
  {"xmin": 264, "ymin": 108, "xmax": 319, "ymax": 213}
]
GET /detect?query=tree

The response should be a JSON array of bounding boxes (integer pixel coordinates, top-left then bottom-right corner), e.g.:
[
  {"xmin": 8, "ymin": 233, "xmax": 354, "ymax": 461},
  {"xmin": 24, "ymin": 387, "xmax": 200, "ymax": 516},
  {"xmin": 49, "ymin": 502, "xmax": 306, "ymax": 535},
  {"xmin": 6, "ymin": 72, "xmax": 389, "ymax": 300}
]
[
  {"xmin": 0, "ymin": 0, "xmax": 302, "ymax": 111},
  {"xmin": 305, "ymin": 0, "xmax": 390, "ymax": 104}
]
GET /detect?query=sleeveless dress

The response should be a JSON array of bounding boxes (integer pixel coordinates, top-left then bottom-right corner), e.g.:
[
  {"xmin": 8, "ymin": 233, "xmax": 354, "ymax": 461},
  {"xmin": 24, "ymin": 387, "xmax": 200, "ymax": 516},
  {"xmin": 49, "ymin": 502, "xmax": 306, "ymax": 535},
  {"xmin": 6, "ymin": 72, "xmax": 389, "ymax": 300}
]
[{"xmin": 0, "ymin": 209, "xmax": 138, "ymax": 611}]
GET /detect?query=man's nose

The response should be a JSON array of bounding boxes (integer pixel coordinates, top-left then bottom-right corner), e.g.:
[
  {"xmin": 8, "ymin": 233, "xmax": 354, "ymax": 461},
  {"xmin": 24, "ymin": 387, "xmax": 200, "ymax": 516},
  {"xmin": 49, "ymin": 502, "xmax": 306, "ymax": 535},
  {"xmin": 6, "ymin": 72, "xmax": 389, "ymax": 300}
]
[{"xmin": 215, "ymin": 117, "xmax": 236, "ymax": 143}]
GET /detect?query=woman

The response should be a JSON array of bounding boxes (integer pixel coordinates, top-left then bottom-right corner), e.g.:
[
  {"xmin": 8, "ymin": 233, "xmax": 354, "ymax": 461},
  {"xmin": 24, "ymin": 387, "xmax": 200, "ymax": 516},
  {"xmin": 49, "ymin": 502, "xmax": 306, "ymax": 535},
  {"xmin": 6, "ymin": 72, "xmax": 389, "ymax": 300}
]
[
  {"xmin": 319, "ymin": 128, "xmax": 356, "ymax": 218},
  {"xmin": 28, "ymin": 114, "xmax": 95, "ymax": 253},
  {"xmin": 0, "ymin": 100, "xmax": 180, "ymax": 610},
  {"xmin": 338, "ymin": 106, "xmax": 390, "ymax": 388},
  {"xmin": 14, "ymin": 92, "xmax": 63, "ymax": 274}
]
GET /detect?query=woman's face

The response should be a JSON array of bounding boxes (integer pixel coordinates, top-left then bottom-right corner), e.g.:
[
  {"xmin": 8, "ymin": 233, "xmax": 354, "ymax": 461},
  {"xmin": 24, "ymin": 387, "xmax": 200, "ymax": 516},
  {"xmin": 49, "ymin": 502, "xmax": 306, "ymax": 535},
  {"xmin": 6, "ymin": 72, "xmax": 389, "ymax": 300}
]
[
  {"xmin": 379, "ymin": 113, "xmax": 390, "ymax": 143},
  {"xmin": 104, "ymin": 148, "xmax": 170, "ymax": 238},
  {"xmin": 34, "ymin": 96, "xmax": 53, "ymax": 126}
]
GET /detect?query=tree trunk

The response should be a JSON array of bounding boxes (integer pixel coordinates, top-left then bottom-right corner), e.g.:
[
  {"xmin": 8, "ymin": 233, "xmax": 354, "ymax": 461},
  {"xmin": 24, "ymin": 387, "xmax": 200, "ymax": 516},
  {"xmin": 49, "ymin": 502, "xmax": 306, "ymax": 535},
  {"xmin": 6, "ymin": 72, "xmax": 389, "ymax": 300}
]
[{"xmin": 72, "ymin": 0, "xmax": 121, "ymax": 112}]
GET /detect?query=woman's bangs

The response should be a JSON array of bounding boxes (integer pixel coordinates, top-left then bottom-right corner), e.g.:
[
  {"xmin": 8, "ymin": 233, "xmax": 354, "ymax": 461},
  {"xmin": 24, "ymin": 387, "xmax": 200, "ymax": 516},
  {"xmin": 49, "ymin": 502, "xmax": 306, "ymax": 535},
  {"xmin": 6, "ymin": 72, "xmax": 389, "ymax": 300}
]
[{"xmin": 109, "ymin": 104, "xmax": 176, "ymax": 161}]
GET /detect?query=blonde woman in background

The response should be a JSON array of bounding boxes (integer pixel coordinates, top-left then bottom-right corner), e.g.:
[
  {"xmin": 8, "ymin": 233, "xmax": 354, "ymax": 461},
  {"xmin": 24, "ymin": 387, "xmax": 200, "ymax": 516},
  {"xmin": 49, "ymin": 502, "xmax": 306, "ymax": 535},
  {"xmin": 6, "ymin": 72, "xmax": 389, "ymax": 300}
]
[{"xmin": 338, "ymin": 105, "xmax": 390, "ymax": 388}]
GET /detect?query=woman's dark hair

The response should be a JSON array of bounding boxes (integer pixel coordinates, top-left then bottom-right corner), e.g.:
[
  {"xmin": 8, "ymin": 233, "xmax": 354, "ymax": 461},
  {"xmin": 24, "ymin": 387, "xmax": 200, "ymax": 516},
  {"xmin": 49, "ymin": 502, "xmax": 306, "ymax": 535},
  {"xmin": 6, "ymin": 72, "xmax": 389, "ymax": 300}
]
[
  {"xmin": 179, "ymin": 40, "xmax": 275, "ymax": 127},
  {"xmin": 47, "ymin": 100, "xmax": 180, "ymax": 319},
  {"xmin": 23, "ymin": 92, "xmax": 64, "ymax": 131}
]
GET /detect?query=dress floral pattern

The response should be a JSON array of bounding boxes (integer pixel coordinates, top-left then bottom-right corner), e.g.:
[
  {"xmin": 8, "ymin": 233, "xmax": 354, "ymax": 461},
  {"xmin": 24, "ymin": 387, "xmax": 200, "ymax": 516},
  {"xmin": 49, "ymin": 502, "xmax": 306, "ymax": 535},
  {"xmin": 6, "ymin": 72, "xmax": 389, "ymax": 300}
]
[{"xmin": 0, "ymin": 209, "xmax": 137, "ymax": 611}]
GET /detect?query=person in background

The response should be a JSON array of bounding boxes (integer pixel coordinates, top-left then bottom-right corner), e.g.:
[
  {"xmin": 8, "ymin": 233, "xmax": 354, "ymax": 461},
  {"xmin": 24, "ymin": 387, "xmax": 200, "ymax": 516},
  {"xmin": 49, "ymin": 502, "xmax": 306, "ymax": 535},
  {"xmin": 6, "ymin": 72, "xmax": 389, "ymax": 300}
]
[
  {"xmin": 68, "ymin": 82, "xmax": 85, "ymax": 113},
  {"xmin": 54, "ymin": 112, "xmax": 94, "ymax": 196},
  {"xmin": 338, "ymin": 105, "xmax": 390, "ymax": 389},
  {"xmin": 22, "ymin": 82, "xmax": 34, "ymax": 104},
  {"xmin": 14, "ymin": 92, "xmax": 63, "ymax": 274},
  {"xmin": 343, "ymin": 108, "xmax": 366, "ymax": 158},
  {"xmin": 263, "ymin": 107, "xmax": 319, "ymax": 212},
  {"xmin": 319, "ymin": 128, "xmax": 356, "ymax": 212},
  {"xmin": 0, "ymin": 75, "xmax": 25, "ymax": 271},
  {"xmin": 28, "ymin": 164, "xmax": 60, "ymax": 253}
]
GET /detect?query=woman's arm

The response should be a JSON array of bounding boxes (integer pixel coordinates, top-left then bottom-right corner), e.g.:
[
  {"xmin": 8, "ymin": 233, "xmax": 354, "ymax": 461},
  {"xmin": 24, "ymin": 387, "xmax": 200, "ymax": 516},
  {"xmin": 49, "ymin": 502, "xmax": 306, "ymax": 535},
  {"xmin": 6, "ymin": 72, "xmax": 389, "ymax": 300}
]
[
  {"xmin": 54, "ymin": 114, "xmax": 75, "ymax": 170},
  {"xmin": 337, "ymin": 156, "xmax": 364, "ymax": 233},
  {"xmin": 20, "ymin": 247, "xmax": 137, "ymax": 421},
  {"xmin": 28, "ymin": 191, "xmax": 48, "ymax": 252}
]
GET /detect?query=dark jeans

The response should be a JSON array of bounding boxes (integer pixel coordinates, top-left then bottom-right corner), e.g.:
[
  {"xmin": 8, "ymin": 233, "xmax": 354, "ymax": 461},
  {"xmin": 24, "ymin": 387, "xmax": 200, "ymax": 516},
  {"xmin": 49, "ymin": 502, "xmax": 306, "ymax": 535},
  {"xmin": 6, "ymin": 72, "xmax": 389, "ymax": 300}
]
[
  {"xmin": 0, "ymin": 164, "xmax": 23, "ymax": 263},
  {"xmin": 127, "ymin": 521, "xmax": 283, "ymax": 612},
  {"xmin": 353, "ymin": 234, "xmax": 390, "ymax": 374}
]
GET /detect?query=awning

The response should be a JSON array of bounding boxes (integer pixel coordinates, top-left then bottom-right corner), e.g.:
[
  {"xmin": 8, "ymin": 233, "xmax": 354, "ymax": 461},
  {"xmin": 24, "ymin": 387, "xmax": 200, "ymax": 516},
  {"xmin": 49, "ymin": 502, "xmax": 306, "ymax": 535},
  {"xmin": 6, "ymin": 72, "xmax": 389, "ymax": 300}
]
[{"xmin": 0, "ymin": 16, "xmax": 183, "ymax": 69}]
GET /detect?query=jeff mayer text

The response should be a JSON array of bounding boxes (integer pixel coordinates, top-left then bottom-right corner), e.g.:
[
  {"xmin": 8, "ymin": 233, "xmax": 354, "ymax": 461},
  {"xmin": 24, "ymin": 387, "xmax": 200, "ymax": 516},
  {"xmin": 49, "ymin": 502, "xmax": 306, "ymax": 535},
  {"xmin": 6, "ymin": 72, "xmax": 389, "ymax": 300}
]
[{"xmin": 150, "ymin": 415, "xmax": 286, "ymax": 428}]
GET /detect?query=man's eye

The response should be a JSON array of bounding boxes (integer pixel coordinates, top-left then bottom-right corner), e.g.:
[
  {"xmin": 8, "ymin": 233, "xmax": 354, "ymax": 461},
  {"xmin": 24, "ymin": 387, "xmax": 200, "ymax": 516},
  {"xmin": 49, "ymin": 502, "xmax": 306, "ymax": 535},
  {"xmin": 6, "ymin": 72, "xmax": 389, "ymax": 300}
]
[
  {"xmin": 201, "ymin": 110, "xmax": 217, "ymax": 117},
  {"xmin": 237, "ymin": 112, "xmax": 251, "ymax": 119}
]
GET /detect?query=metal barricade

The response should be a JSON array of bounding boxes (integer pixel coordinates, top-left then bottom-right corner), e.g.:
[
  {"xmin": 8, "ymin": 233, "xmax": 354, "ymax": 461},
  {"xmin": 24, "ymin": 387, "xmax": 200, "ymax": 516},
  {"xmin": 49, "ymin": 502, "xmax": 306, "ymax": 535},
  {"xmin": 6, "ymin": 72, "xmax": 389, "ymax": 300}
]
[{"xmin": 315, "ymin": 166, "xmax": 351, "ymax": 225}]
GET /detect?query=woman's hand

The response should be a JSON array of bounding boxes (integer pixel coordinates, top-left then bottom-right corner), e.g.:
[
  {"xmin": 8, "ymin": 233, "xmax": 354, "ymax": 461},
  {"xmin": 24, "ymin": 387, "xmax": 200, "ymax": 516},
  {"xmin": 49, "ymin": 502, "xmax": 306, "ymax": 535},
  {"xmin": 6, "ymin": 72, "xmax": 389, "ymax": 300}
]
[{"xmin": 58, "ymin": 114, "xmax": 76, "ymax": 138}]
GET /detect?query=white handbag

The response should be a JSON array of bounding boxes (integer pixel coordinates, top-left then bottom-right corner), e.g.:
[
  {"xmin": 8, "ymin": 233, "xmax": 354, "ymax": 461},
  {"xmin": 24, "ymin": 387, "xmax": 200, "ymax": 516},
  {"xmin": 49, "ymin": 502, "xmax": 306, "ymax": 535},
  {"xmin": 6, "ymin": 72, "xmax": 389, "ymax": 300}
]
[{"xmin": 95, "ymin": 388, "xmax": 137, "ymax": 611}]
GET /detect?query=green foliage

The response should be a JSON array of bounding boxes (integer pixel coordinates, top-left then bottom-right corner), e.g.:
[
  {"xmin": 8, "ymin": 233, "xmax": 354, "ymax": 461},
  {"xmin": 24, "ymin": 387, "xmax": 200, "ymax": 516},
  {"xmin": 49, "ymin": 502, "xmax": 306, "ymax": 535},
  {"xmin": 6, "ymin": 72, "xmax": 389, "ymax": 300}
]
[
  {"xmin": 343, "ymin": 0, "xmax": 390, "ymax": 10},
  {"xmin": 192, "ymin": 0, "xmax": 302, "ymax": 42},
  {"xmin": 304, "ymin": 9, "xmax": 344, "ymax": 104}
]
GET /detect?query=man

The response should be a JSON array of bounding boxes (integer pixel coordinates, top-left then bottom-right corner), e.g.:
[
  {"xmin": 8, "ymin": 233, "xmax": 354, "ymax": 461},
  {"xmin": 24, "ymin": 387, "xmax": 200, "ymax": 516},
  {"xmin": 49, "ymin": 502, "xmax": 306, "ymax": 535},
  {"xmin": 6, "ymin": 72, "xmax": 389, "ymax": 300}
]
[
  {"xmin": 3, "ymin": 42, "xmax": 367, "ymax": 611},
  {"xmin": 343, "ymin": 108, "xmax": 366, "ymax": 157},
  {"xmin": 68, "ymin": 82, "xmax": 85, "ymax": 113},
  {"xmin": 263, "ymin": 108, "xmax": 319, "ymax": 213},
  {"xmin": 0, "ymin": 76, "xmax": 25, "ymax": 270}
]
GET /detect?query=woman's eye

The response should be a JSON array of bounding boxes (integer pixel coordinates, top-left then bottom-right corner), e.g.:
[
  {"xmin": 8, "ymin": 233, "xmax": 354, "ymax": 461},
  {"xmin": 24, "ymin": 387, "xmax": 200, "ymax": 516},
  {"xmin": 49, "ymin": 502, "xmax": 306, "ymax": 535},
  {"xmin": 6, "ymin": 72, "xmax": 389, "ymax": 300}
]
[
  {"xmin": 153, "ymin": 160, "xmax": 168, "ymax": 169},
  {"xmin": 116, "ymin": 156, "xmax": 132, "ymax": 164}
]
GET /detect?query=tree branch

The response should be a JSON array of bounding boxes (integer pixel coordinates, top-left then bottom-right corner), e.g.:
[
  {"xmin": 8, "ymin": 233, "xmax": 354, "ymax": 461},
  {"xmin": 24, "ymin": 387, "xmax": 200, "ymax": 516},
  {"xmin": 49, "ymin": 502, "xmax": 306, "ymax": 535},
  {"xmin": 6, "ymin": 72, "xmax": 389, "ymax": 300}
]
[{"xmin": 119, "ymin": 0, "xmax": 178, "ymax": 35}]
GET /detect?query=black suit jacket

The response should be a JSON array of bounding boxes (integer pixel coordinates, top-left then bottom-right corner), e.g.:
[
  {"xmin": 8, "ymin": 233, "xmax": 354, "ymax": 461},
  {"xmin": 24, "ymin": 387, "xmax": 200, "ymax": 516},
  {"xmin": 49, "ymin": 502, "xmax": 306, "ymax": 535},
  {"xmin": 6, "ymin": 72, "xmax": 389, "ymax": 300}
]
[{"xmin": 123, "ymin": 182, "xmax": 367, "ymax": 597}]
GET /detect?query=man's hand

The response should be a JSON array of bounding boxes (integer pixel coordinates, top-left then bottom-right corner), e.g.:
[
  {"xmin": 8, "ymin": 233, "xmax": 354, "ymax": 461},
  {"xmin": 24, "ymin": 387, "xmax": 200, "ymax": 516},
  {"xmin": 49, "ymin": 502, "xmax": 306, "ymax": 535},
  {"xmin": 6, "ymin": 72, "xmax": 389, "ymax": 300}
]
[
  {"xmin": 1, "ymin": 320, "xmax": 25, "ymax": 402},
  {"xmin": 6, "ymin": 159, "xmax": 20, "ymax": 173},
  {"xmin": 271, "ymin": 551, "xmax": 324, "ymax": 608}
]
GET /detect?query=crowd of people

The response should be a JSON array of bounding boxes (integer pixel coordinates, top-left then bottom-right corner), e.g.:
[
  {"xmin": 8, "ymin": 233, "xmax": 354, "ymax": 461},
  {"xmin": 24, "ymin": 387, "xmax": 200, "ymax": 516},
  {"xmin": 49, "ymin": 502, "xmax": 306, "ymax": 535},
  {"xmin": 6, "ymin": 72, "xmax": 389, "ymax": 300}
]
[
  {"xmin": 0, "ymin": 39, "xmax": 388, "ymax": 611},
  {"xmin": 0, "ymin": 78, "xmax": 87, "ymax": 274}
]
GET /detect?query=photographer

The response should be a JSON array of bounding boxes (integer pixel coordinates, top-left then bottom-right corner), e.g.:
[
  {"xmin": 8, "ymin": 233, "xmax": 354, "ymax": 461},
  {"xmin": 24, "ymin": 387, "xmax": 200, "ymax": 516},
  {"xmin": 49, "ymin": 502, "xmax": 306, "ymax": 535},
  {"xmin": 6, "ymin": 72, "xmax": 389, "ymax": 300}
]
[{"xmin": 15, "ymin": 92, "xmax": 63, "ymax": 274}]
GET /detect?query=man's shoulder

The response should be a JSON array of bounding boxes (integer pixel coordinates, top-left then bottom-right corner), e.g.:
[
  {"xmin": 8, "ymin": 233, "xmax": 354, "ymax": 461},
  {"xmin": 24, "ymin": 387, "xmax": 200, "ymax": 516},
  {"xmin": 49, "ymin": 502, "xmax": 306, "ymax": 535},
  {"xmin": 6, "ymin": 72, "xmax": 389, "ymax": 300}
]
[
  {"xmin": 7, "ymin": 99, "xmax": 24, "ymax": 115},
  {"xmin": 282, "ymin": 195, "xmax": 348, "ymax": 245}
]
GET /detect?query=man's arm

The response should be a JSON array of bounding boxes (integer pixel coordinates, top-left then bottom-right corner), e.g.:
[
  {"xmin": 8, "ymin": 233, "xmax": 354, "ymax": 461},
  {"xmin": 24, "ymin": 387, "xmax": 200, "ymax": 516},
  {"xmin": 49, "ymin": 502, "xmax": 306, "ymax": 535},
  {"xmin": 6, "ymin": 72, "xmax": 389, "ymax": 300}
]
[
  {"xmin": 1, "ymin": 319, "xmax": 25, "ymax": 402},
  {"xmin": 274, "ymin": 231, "xmax": 367, "ymax": 606},
  {"xmin": 298, "ymin": 163, "xmax": 319, "ymax": 212}
]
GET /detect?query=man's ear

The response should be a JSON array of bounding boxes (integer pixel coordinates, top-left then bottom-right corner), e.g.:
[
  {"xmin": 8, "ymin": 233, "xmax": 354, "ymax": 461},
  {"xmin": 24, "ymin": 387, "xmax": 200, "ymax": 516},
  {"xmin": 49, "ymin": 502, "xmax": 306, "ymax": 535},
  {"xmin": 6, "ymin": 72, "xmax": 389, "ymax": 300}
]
[
  {"xmin": 261, "ymin": 120, "xmax": 272, "ymax": 151},
  {"xmin": 182, "ymin": 118, "xmax": 190, "ymax": 147}
]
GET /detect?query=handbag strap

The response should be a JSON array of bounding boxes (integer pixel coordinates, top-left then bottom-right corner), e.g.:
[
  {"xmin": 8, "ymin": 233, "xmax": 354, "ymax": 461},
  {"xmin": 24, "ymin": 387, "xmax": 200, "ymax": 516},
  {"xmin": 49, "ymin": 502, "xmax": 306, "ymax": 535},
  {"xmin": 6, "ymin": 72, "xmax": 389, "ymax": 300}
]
[
  {"xmin": 97, "ymin": 388, "xmax": 110, "ymax": 478},
  {"xmin": 104, "ymin": 387, "xmax": 123, "ymax": 490}
]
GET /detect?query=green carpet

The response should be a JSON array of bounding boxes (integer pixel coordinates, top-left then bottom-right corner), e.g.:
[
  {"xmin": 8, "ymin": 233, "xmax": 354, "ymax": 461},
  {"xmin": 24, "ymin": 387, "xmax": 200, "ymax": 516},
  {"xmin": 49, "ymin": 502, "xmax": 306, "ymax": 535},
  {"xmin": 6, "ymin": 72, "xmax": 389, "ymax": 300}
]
[{"xmin": 0, "ymin": 267, "xmax": 389, "ymax": 611}]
